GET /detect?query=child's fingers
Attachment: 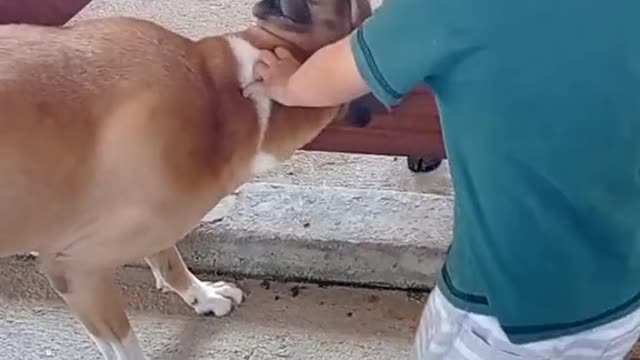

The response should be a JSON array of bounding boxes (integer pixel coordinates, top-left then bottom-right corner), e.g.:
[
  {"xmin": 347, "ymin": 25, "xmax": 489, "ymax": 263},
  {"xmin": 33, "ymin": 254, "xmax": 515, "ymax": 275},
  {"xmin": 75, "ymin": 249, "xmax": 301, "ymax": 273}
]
[
  {"xmin": 242, "ymin": 81, "xmax": 264, "ymax": 99},
  {"xmin": 274, "ymin": 47, "xmax": 294, "ymax": 60},
  {"xmin": 253, "ymin": 61, "xmax": 269, "ymax": 81},
  {"xmin": 258, "ymin": 50, "xmax": 278, "ymax": 66}
]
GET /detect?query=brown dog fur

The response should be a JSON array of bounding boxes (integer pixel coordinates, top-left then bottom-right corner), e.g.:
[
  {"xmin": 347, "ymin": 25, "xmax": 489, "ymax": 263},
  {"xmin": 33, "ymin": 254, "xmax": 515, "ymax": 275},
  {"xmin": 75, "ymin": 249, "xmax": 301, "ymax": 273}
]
[{"xmin": 0, "ymin": 0, "xmax": 372, "ymax": 358}]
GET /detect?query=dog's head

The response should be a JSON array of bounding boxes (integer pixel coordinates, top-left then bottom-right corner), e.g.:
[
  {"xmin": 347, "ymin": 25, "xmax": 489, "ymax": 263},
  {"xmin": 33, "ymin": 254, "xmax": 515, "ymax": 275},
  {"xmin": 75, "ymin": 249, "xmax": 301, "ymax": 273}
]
[
  {"xmin": 252, "ymin": 0, "xmax": 371, "ymax": 52},
  {"xmin": 252, "ymin": 0, "xmax": 382, "ymax": 126}
]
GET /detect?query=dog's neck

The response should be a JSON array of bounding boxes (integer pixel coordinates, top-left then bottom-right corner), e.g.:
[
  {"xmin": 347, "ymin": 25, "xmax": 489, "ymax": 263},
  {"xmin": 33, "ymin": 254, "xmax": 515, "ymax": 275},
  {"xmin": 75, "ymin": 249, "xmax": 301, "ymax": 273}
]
[{"xmin": 187, "ymin": 25, "xmax": 343, "ymax": 177}]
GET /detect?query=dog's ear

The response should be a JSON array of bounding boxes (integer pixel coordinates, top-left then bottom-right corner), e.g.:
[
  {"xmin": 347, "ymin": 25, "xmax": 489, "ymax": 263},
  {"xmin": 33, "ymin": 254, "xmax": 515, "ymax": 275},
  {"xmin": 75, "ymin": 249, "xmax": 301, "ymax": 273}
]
[{"xmin": 350, "ymin": 0, "xmax": 373, "ymax": 28}]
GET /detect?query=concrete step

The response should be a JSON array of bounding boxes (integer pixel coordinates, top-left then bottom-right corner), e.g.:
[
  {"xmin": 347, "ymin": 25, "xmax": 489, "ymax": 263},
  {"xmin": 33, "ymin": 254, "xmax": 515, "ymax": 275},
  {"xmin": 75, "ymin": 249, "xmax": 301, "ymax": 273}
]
[
  {"xmin": 253, "ymin": 152, "xmax": 452, "ymax": 197},
  {"xmin": 0, "ymin": 256, "xmax": 423, "ymax": 360},
  {"xmin": 175, "ymin": 181, "xmax": 451, "ymax": 290}
]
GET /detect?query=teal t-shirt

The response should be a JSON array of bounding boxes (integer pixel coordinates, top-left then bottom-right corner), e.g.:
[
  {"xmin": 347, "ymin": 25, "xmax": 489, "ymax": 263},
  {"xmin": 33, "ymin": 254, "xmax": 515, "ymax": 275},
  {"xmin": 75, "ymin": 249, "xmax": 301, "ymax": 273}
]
[{"xmin": 352, "ymin": 0, "xmax": 640, "ymax": 344}]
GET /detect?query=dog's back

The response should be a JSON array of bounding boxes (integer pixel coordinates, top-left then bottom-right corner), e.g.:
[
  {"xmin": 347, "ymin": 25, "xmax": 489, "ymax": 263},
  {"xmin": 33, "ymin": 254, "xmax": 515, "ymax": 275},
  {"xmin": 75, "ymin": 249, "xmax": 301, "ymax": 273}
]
[{"xmin": 0, "ymin": 18, "xmax": 251, "ymax": 258}]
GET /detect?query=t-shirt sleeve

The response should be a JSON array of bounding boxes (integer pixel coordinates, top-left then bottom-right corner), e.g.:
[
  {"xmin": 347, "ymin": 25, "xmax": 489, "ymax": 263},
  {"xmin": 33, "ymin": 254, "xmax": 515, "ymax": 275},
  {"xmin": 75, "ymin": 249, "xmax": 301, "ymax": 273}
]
[{"xmin": 351, "ymin": 0, "xmax": 451, "ymax": 107}]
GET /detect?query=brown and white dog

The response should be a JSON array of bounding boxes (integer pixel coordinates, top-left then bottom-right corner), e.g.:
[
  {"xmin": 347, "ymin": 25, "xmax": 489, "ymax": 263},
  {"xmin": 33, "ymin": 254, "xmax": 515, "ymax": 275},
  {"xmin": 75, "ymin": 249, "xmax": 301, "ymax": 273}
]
[{"xmin": 0, "ymin": 0, "xmax": 372, "ymax": 358}]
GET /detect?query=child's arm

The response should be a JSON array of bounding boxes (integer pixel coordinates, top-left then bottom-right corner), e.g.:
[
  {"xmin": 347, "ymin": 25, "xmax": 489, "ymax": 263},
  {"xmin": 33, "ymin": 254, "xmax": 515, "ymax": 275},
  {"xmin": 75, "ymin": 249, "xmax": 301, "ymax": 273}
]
[
  {"xmin": 245, "ymin": 0, "xmax": 460, "ymax": 110},
  {"xmin": 243, "ymin": 34, "xmax": 370, "ymax": 108}
]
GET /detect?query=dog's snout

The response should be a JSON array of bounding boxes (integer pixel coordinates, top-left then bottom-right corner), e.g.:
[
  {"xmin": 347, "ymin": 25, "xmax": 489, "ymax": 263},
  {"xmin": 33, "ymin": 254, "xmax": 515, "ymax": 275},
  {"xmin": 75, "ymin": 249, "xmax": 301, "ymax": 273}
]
[
  {"xmin": 347, "ymin": 102, "xmax": 372, "ymax": 127},
  {"xmin": 345, "ymin": 94, "xmax": 387, "ymax": 127}
]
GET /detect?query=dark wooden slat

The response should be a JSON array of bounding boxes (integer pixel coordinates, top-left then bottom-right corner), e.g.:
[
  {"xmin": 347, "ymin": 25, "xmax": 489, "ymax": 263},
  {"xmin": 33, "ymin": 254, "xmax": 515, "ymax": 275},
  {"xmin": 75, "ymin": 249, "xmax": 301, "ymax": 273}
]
[
  {"xmin": 305, "ymin": 89, "xmax": 447, "ymax": 158},
  {"xmin": 0, "ymin": 0, "xmax": 92, "ymax": 26},
  {"xmin": 305, "ymin": 126, "xmax": 445, "ymax": 158}
]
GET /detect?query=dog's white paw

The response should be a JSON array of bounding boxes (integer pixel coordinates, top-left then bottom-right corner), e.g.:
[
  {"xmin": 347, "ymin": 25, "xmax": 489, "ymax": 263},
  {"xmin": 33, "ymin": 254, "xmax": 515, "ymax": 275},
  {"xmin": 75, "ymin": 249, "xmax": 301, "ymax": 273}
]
[{"xmin": 189, "ymin": 281, "xmax": 244, "ymax": 317}]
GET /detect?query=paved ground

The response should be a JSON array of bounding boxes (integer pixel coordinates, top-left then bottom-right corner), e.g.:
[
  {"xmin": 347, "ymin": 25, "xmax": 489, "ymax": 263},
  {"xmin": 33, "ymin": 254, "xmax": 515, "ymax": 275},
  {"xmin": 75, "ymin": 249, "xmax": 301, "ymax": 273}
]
[
  {"xmin": 4, "ymin": 255, "xmax": 639, "ymax": 359},
  {"xmin": 0, "ymin": 256, "xmax": 423, "ymax": 360}
]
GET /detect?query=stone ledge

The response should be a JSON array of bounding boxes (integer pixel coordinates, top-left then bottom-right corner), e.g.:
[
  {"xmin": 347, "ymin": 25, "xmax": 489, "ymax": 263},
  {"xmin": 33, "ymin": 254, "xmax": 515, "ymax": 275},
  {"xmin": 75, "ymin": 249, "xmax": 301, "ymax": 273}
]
[{"xmin": 169, "ymin": 182, "xmax": 453, "ymax": 290}]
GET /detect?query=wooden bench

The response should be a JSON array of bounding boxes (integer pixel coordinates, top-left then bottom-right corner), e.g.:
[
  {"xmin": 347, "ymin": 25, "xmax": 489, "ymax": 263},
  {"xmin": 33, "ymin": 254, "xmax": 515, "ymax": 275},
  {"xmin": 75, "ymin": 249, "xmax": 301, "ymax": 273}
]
[{"xmin": 0, "ymin": 0, "xmax": 447, "ymax": 172}]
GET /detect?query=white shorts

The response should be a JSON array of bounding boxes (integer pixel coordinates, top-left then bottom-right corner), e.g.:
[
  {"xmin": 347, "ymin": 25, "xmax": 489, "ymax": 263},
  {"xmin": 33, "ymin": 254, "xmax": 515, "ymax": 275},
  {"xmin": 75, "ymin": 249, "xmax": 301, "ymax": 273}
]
[{"xmin": 411, "ymin": 287, "xmax": 640, "ymax": 360}]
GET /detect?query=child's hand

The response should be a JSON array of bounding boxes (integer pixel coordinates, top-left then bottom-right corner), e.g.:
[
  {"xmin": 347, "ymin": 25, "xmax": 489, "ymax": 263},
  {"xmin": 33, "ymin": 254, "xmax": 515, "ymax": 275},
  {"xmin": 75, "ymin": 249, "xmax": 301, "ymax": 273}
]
[
  {"xmin": 243, "ymin": 36, "xmax": 369, "ymax": 108},
  {"xmin": 242, "ymin": 47, "xmax": 302, "ymax": 106}
]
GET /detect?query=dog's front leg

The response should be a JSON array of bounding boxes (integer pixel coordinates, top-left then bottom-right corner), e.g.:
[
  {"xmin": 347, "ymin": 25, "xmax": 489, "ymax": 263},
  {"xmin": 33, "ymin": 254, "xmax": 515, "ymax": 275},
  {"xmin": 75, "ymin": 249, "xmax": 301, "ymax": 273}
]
[
  {"xmin": 145, "ymin": 246, "xmax": 244, "ymax": 316},
  {"xmin": 40, "ymin": 259, "xmax": 145, "ymax": 360}
]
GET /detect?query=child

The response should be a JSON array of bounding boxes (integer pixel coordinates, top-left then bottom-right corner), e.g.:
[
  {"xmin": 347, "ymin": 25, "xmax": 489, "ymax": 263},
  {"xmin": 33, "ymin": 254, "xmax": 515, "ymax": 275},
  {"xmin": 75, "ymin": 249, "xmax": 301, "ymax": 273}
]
[{"xmin": 244, "ymin": 0, "xmax": 640, "ymax": 358}]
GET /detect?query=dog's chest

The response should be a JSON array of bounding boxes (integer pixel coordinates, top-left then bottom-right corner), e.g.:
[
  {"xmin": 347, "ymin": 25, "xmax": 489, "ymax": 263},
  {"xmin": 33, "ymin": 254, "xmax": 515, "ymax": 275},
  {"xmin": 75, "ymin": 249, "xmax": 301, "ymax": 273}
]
[
  {"xmin": 225, "ymin": 36, "xmax": 279, "ymax": 175},
  {"xmin": 225, "ymin": 36, "xmax": 272, "ymax": 133}
]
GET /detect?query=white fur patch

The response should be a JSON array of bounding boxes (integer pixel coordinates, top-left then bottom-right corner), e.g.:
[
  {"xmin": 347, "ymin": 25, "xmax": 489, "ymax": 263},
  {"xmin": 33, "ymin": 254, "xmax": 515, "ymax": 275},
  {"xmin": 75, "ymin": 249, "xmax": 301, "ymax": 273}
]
[
  {"xmin": 88, "ymin": 335, "xmax": 116, "ymax": 360},
  {"xmin": 225, "ymin": 36, "xmax": 272, "ymax": 132},
  {"xmin": 88, "ymin": 331, "xmax": 145, "ymax": 360},
  {"xmin": 252, "ymin": 152, "xmax": 280, "ymax": 174},
  {"xmin": 185, "ymin": 280, "xmax": 245, "ymax": 317},
  {"xmin": 227, "ymin": 36, "xmax": 280, "ymax": 175},
  {"xmin": 146, "ymin": 258, "xmax": 244, "ymax": 317},
  {"xmin": 113, "ymin": 332, "xmax": 146, "ymax": 360},
  {"xmin": 225, "ymin": 37, "xmax": 280, "ymax": 176}
]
